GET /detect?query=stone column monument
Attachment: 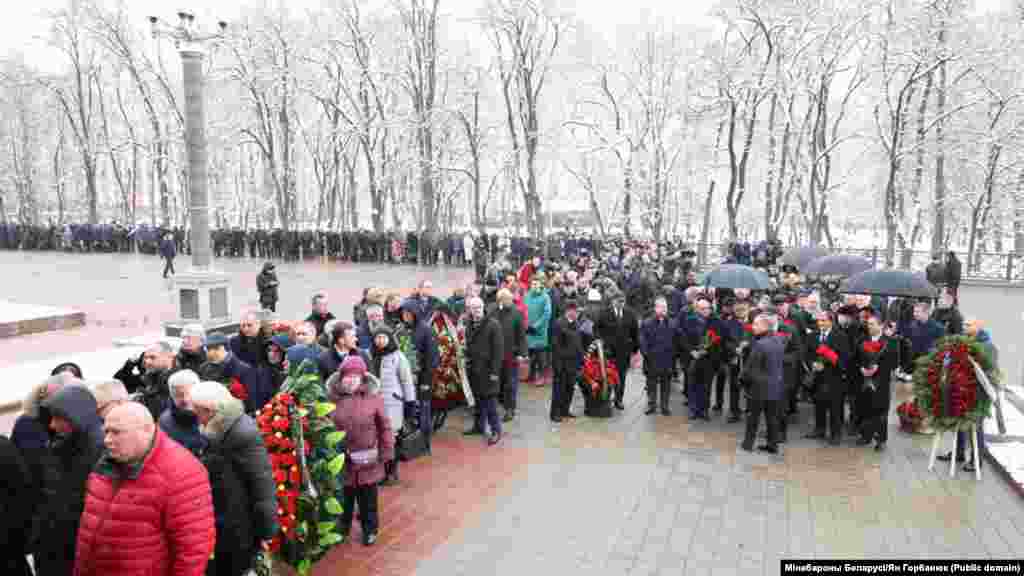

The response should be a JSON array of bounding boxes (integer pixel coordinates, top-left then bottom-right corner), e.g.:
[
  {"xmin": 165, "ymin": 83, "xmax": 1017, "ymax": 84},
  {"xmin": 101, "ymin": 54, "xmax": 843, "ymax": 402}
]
[{"xmin": 152, "ymin": 13, "xmax": 236, "ymax": 337}]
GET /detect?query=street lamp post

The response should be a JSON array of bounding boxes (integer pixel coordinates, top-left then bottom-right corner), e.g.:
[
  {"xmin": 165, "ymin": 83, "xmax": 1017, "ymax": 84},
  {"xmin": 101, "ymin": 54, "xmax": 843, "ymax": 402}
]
[{"xmin": 150, "ymin": 12, "xmax": 238, "ymax": 336}]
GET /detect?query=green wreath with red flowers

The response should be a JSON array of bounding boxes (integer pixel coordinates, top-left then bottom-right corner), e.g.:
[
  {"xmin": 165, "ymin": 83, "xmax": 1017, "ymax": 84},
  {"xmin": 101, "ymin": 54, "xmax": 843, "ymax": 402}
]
[
  {"xmin": 912, "ymin": 335, "xmax": 1000, "ymax": 432},
  {"xmin": 255, "ymin": 361, "xmax": 346, "ymax": 576}
]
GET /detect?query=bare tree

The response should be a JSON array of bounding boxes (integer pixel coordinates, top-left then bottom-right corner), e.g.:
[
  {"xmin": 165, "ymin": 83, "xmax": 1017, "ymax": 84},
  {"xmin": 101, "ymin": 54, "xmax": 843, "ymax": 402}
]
[
  {"xmin": 485, "ymin": 0, "xmax": 561, "ymax": 237},
  {"xmin": 49, "ymin": 5, "xmax": 102, "ymax": 224}
]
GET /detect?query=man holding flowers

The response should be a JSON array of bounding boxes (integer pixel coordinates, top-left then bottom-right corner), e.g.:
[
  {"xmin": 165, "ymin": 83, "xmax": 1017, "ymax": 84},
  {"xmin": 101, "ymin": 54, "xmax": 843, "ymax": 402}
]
[
  {"xmin": 807, "ymin": 310, "xmax": 851, "ymax": 445},
  {"xmin": 855, "ymin": 312, "xmax": 899, "ymax": 450}
]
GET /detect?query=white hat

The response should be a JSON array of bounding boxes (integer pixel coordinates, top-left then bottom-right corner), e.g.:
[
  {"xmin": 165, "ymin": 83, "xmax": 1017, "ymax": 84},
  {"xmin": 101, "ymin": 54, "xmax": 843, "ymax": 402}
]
[{"xmin": 587, "ymin": 289, "xmax": 602, "ymax": 302}]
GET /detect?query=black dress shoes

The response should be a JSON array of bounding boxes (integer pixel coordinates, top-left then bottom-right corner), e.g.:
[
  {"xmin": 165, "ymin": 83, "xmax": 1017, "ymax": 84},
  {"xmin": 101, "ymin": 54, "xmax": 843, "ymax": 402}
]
[
  {"xmin": 757, "ymin": 444, "xmax": 778, "ymax": 454},
  {"xmin": 937, "ymin": 451, "xmax": 965, "ymax": 463}
]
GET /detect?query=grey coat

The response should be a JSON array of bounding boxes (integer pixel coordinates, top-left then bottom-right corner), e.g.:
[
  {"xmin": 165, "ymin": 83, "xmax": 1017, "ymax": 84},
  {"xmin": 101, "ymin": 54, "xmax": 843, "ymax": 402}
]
[
  {"xmin": 375, "ymin": 350, "xmax": 415, "ymax": 433},
  {"xmin": 742, "ymin": 334, "xmax": 785, "ymax": 402}
]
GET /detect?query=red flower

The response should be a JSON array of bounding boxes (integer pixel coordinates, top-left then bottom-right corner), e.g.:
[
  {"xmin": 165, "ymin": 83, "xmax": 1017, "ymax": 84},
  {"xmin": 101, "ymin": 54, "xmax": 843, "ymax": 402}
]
[
  {"xmin": 774, "ymin": 331, "xmax": 789, "ymax": 339},
  {"xmin": 862, "ymin": 340, "xmax": 883, "ymax": 354},
  {"xmin": 272, "ymin": 416, "xmax": 290, "ymax": 432},
  {"xmin": 267, "ymin": 535, "xmax": 282, "ymax": 553},
  {"xmin": 228, "ymin": 378, "xmax": 248, "ymax": 401},
  {"xmin": 273, "ymin": 468, "xmax": 288, "ymax": 483},
  {"xmin": 816, "ymin": 345, "xmax": 839, "ymax": 366},
  {"xmin": 743, "ymin": 323, "xmax": 754, "ymax": 334},
  {"xmin": 278, "ymin": 393, "xmax": 294, "ymax": 406},
  {"xmin": 289, "ymin": 466, "xmax": 302, "ymax": 485},
  {"xmin": 783, "ymin": 318, "xmax": 794, "ymax": 327},
  {"xmin": 707, "ymin": 329, "xmax": 721, "ymax": 346}
]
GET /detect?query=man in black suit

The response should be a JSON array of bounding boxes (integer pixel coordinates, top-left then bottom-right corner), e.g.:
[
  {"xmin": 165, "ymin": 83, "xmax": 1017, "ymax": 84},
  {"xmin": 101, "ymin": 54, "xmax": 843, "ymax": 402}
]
[
  {"xmin": 597, "ymin": 292, "xmax": 639, "ymax": 410},
  {"xmin": 855, "ymin": 311, "xmax": 900, "ymax": 450},
  {"xmin": 550, "ymin": 300, "xmax": 584, "ymax": 422},
  {"xmin": 806, "ymin": 310, "xmax": 851, "ymax": 445},
  {"xmin": 740, "ymin": 311, "xmax": 785, "ymax": 453}
]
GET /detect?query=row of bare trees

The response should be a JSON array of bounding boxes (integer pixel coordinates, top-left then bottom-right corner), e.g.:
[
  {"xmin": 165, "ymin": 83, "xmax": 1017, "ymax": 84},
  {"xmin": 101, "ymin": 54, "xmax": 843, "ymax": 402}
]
[{"xmin": 2, "ymin": 0, "xmax": 1024, "ymax": 264}]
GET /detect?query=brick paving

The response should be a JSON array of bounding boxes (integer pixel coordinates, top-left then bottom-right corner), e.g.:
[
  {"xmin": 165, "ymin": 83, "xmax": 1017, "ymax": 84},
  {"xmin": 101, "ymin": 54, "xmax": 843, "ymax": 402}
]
[{"xmin": 2, "ymin": 254, "xmax": 1024, "ymax": 575}]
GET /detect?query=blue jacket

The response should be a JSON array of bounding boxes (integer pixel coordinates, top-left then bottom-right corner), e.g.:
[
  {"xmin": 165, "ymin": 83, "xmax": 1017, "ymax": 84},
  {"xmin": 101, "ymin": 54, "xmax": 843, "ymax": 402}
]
[
  {"xmin": 903, "ymin": 319, "xmax": 944, "ymax": 359},
  {"xmin": 399, "ymin": 300, "xmax": 440, "ymax": 379},
  {"xmin": 743, "ymin": 334, "xmax": 785, "ymax": 401},
  {"xmin": 718, "ymin": 315, "xmax": 745, "ymax": 360},
  {"xmin": 640, "ymin": 315, "xmax": 679, "ymax": 373},
  {"xmin": 159, "ymin": 237, "xmax": 176, "ymax": 259},
  {"xmin": 158, "ymin": 403, "xmax": 208, "ymax": 457}
]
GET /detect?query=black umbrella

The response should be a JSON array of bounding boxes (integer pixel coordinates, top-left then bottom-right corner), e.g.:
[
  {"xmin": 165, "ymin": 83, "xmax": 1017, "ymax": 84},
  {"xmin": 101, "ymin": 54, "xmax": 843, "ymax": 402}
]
[
  {"xmin": 804, "ymin": 254, "xmax": 873, "ymax": 278},
  {"xmin": 839, "ymin": 269, "xmax": 938, "ymax": 299},
  {"xmin": 780, "ymin": 245, "xmax": 831, "ymax": 270},
  {"xmin": 704, "ymin": 264, "xmax": 772, "ymax": 290}
]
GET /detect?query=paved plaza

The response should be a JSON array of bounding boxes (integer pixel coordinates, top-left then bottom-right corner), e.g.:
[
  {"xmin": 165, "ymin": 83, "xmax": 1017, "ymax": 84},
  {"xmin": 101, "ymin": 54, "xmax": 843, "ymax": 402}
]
[{"xmin": 0, "ymin": 251, "xmax": 1022, "ymax": 576}]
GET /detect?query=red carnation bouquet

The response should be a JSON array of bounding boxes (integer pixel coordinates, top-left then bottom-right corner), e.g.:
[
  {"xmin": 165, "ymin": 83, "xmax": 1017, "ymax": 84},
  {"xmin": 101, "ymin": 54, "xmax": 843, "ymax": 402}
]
[
  {"xmin": 228, "ymin": 376, "xmax": 248, "ymax": 401},
  {"xmin": 703, "ymin": 328, "xmax": 722, "ymax": 353},
  {"xmin": 815, "ymin": 344, "xmax": 839, "ymax": 367},
  {"xmin": 861, "ymin": 339, "xmax": 886, "ymax": 391}
]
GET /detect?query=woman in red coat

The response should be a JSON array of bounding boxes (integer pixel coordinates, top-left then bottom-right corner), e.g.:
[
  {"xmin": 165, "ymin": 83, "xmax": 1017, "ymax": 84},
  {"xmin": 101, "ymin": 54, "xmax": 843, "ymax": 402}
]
[{"xmin": 327, "ymin": 356, "xmax": 394, "ymax": 546}]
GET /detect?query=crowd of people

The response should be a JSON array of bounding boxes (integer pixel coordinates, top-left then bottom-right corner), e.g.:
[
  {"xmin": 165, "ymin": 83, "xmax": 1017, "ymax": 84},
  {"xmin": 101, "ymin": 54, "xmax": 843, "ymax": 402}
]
[
  {"xmin": 0, "ymin": 236, "xmax": 992, "ymax": 575},
  {"xmin": 0, "ymin": 220, "xmax": 614, "ymax": 267}
]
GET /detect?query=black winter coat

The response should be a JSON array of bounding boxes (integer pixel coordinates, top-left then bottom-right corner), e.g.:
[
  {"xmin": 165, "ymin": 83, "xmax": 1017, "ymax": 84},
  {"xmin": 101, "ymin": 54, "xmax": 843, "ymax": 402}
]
[
  {"xmin": 257, "ymin": 267, "xmax": 279, "ymax": 305},
  {"xmin": 200, "ymin": 354, "xmax": 267, "ymax": 414},
  {"xmin": 201, "ymin": 414, "xmax": 278, "ymax": 564},
  {"xmin": 551, "ymin": 317, "xmax": 584, "ymax": 371},
  {"xmin": 640, "ymin": 316, "xmax": 679, "ymax": 374},
  {"xmin": 176, "ymin": 346, "xmax": 207, "ymax": 373},
  {"xmin": 0, "ymin": 435, "xmax": 33, "ymax": 575},
  {"xmin": 809, "ymin": 329, "xmax": 851, "ymax": 396},
  {"xmin": 465, "ymin": 316, "xmax": 503, "ymax": 397},
  {"xmin": 488, "ymin": 303, "xmax": 527, "ymax": 360},
  {"xmin": 945, "ymin": 253, "xmax": 962, "ymax": 288},
  {"xmin": 34, "ymin": 386, "xmax": 105, "ymax": 576},
  {"xmin": 137, "ymin": 368, "xmax": 172, "ymax": 421},
  {"xmin": 318, "ymin": 347, "xmax": 372, "ymax": 383},
  {"xmin": 305, "ymin": 311, "xmax": 337, "ymax": 338},
  {"xmin": 742, "ymin": 334, "xmax": 786, "ymax": 402},
  {"xmin": 597, "ymin": 305, "xmax": 640, "ymax": 366}
]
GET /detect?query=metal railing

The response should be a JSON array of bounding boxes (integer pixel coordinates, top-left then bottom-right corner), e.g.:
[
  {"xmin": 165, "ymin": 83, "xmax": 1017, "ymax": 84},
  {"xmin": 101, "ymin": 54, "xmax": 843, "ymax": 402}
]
[{"xmin": 692, "ymin": 244, "xmax": 1024, "ymax": 284}]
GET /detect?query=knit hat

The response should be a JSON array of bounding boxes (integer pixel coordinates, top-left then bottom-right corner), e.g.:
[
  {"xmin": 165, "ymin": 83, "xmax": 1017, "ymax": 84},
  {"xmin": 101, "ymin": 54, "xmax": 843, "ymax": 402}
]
[
  {"xmin": 339, "ymin": 355, "xmax": 368, "ymax": 377},
  {"xmin": 205, "ymin": 332, "xmax": 229, "ymax": 348}
]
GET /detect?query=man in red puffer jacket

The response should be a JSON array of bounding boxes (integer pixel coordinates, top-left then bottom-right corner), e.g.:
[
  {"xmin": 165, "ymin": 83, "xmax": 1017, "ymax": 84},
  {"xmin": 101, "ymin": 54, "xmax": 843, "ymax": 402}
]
[{"xmin": 74, "ymin": 402, "xmax": 215, "ymax": 576}]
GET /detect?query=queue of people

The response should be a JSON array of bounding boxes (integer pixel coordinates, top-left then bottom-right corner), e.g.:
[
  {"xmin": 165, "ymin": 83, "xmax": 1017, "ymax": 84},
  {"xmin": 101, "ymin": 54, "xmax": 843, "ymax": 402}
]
[{"xmin": 0, "ymin": 241, "xmax": 990, "ymax": 575}]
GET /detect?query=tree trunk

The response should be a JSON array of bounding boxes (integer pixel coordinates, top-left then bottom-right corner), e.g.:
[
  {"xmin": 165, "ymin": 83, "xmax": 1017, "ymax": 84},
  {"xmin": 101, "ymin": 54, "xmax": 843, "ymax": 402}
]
[{"xmin": 763, "ymin": 88, "xmax": 779, "ymax": 241}]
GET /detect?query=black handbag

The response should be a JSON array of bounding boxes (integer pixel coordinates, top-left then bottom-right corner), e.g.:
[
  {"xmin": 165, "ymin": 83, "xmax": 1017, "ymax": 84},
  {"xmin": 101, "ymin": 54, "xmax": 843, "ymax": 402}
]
[{"xmin": 397, "ymin": 420, "xmax": 428, "ymax": 462}]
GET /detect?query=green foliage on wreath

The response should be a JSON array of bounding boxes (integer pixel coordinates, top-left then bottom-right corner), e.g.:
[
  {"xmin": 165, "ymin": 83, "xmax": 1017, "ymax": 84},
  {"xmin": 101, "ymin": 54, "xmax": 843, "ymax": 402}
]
[
  {"xmin": 911, "ymin": 335, "xmax": 1000, "ymax": 432},
  {"xmin": 261, "ymin": 359, "xmax": 347, "ymax": 576}
]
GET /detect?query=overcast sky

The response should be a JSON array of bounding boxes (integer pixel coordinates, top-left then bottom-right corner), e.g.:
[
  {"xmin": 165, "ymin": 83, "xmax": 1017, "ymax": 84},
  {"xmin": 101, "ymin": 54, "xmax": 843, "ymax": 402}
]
[{"xmin": 1, "ymin": 0, "xmax": 729, "ymax": 73}]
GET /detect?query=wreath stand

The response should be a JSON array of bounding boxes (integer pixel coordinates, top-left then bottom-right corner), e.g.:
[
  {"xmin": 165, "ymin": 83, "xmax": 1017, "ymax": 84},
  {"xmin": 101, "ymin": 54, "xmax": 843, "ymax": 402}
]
[{"xmin": 928, "ymin": 423, "xmax": 981, "ymax": 480}]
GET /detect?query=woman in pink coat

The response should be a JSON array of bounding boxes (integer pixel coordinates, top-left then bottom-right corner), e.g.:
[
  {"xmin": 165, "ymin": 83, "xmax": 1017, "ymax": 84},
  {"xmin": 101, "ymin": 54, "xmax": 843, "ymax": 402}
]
[{"xmin": 327, "ymin": 356, "xmax": 394, "ymax": 546}]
